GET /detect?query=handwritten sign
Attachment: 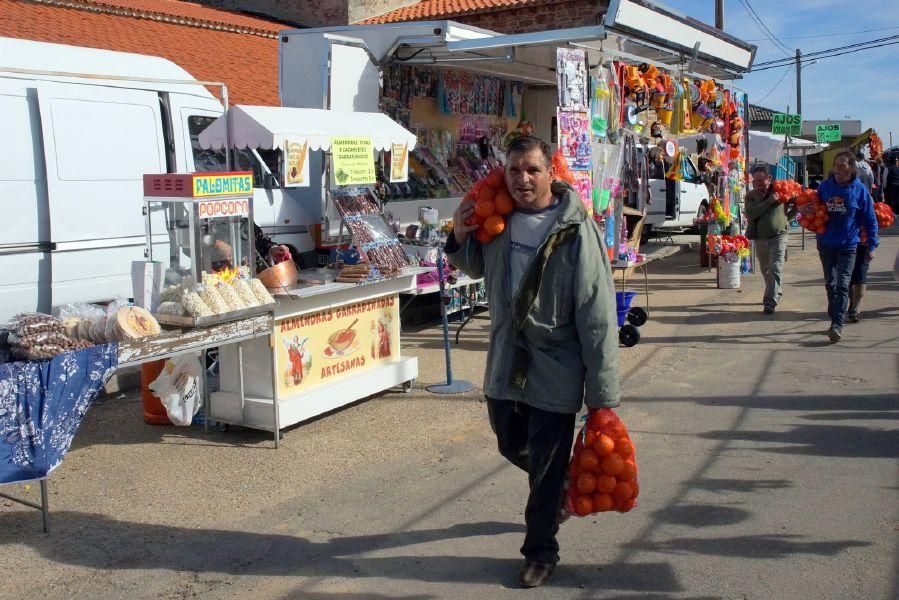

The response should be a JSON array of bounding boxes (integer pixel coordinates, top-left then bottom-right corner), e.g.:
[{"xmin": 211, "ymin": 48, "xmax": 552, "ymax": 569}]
[
  {"xmin": 331, "ymin": 137, "xmax": 376, "ymax": 186},
  {"xmin": 771, "ymin": 113, "xmax": 801, "ymax": 136},
  {"xmin": 816, "ymin": 123, "xmax": 842, "ymax": 143}
]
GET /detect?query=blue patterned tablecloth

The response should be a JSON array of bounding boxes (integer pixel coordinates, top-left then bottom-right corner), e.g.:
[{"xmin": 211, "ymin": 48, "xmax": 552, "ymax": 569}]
[{"xmin": 0, "ymin": 344, "xmax": 117, "ymax": 484}]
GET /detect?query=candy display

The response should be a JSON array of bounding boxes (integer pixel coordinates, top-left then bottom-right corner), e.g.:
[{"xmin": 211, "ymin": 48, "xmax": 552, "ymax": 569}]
[{"xmin": 564, "ymin": 408, "xmax": 640, "ymax": 516}]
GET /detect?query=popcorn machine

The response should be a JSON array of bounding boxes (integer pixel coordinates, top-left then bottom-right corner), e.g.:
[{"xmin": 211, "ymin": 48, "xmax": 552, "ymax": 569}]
[{"xmin": 142, "ymin": 171, "xmax": 275, "ymax": 326}]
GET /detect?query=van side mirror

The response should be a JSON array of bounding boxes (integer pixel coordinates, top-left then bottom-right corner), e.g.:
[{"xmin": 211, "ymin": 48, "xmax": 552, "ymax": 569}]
[{"xmin": 263, "ymin": 172, "xmax": 280, "ymax": 189}]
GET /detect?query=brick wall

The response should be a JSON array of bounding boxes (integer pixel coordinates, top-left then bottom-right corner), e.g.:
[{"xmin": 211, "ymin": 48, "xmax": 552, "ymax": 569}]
[{"xmin": 455, "ymin": 0, "xmax": 608, "ymax": 34}]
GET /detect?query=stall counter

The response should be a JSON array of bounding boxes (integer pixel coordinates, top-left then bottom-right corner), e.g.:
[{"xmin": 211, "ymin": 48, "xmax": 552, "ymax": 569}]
[{"xmin": 209, "ymin": 272, "xmax": 422, "ymax": 440}]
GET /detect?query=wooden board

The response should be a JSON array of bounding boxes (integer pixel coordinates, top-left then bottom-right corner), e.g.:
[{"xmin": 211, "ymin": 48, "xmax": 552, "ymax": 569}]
[{"xmin": 117, "ymin": 315, "xmax": 273, "ymax": 367}]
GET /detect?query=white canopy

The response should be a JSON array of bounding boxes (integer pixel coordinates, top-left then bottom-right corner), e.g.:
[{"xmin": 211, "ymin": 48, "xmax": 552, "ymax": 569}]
[
  {"xmin": 749, "ymin": 130, "xmax": 827, "ymax": 165},
  {"xmin": 197, "ymin": 105, "xmax": 418, "ymax": 152}
]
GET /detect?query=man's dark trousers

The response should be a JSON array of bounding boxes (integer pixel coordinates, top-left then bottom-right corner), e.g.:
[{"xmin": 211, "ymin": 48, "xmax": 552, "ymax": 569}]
[{"xmin": 488, "ymin": 398, "xmax": 576, "ymax": 564}]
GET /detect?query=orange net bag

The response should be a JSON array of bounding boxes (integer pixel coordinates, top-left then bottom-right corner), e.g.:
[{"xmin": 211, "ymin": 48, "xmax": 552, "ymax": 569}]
[{"xmin": 564, "ymin": 408, "xmax": 639, "ymax": 516}]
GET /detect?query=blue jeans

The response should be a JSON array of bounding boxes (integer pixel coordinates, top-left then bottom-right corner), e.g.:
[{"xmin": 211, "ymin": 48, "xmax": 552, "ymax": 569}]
[{"xmin": 817, "ymin": 243, "xmax": 856, "ymax": 330}]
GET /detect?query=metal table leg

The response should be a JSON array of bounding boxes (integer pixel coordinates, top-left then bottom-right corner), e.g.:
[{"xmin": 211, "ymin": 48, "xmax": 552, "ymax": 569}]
[
  {"xmin": 455, "ymin": 284, "xmax": 477, "ymax": 344},
  {"xmin": 40, "ymin": 479, "xmax": 49, "ymax": 533},
  {"xmin": 202, "ymin": 348, "xmax": 209, "ymax": 435}
]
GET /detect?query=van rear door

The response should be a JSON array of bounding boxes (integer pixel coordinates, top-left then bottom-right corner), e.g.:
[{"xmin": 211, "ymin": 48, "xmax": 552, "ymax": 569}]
[{"xmin": 36, "ymin": 82, "xmax": 166, "ymax": 307}]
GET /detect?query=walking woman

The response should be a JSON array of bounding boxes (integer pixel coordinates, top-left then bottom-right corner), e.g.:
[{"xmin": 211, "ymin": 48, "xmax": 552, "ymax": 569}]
[{"xmin": 808, "ymin": 151, "xmax": 879, "ymax": 342}]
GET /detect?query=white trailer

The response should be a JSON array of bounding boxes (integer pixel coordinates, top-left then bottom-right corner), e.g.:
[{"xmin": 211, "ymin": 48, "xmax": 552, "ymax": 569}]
[{"xmin": 277, "ymin": 0, "xmax": 755, "ymax": 231}]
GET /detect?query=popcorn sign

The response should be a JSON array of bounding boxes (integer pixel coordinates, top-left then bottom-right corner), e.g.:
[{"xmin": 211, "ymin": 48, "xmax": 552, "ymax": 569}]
[{"xmin": 197, "ymin": 198, "xmax": 250, "ymax": 219}]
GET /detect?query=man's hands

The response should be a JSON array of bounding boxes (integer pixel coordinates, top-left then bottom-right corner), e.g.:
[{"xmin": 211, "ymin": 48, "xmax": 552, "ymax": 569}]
[
  {"xmin": 268, "ymin": 244, "xmax": 291, "ymax": 264},
  {"xmin": 453, "ymin": 198, "xmax": 479, "ymax": 245},
  {"xmin": 868, "ymin": 249, "xmax": 876, "ymax": 261}
]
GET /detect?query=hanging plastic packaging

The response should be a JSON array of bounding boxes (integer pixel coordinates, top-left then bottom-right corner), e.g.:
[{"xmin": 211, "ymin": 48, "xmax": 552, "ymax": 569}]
[{"xmin": 592, "ymin": 69, "xmax": 611, "ymax": 139}]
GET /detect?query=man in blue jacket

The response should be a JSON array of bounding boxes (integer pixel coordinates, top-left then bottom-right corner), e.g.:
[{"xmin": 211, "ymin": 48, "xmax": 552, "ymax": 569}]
[
  {"xmin": 808, "ymin": 151, "xmax": 879, "ymax": 342},
  {"xmin": 446, "ymin": 136, "xmax": 620, "ymax": 587}
]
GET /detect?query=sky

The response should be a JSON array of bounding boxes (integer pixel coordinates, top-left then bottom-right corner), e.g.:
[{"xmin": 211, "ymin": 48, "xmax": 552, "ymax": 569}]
[{"xmin": 661, "ymin": 0, "xmax": 899, "ymax": 146}]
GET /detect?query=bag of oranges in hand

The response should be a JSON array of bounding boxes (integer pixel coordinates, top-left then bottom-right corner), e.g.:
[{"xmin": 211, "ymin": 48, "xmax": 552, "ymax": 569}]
[
  {"xmin": 564, "ymin": 407, "xmax": 639, "ymax": 516},
  {"xmin": 463, "ymin": 166, "xmax": 514, "ymax": 244}
]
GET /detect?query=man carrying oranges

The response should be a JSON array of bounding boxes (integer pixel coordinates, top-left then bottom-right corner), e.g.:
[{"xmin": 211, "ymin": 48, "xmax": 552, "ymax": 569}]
[
  {"xmin": 446, "ymin": 136, "xmax": 620, "ymax": 588},
  {"xmin": 744, "ymin": 165, "xmax": 797, "ymax": 314},
  {"xmin": 806, "ymin": 150, "xmax": 879, "ymax": 342}
]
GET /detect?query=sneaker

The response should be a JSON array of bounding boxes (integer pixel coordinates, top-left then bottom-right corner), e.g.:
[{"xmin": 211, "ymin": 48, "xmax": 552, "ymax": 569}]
[
  {"xmin": 828, "ymin": 327, "xmax": 842, "ymax": 343},
  {"xmin": 847, "ymin": 311, "xmax": 860, "ymax": 323},
  {"xmin": 763, "ymin": 306, "xmax": 775, "ymax": 314},
  {"xmin": 518, "ymin": 560, "xmax": 556, "ymax": 588}
]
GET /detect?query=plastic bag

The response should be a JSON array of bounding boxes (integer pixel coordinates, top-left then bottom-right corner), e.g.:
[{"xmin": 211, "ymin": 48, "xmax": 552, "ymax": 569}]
[
  {"xmin": 148, "ymin": 356, "xmax": 203, "ymax": 426},
  {"xmin": 564, "ymin": 408, "xmax": 639, "ymax": 516}
]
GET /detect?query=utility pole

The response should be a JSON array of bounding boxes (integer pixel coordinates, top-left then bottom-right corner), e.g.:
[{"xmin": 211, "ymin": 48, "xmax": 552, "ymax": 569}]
[
  {"xmin": 796, "ymin": 48, "xmax": 806, "ymax": 186},
  {"xmin": 715, "ymin": 0, "xmax": 724, "ymax": 29}
]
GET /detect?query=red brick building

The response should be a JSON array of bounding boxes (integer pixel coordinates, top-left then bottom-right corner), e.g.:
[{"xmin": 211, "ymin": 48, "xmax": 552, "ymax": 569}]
[{"xmin": 0, "ymin": 0, "xmax": 288, "ymax": 104}]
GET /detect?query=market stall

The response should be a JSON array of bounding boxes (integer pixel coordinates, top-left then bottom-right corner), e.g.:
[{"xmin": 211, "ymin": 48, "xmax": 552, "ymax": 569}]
[{"xmin": 196, "ymin": 107, "xmax": 423, "ymax": 444}]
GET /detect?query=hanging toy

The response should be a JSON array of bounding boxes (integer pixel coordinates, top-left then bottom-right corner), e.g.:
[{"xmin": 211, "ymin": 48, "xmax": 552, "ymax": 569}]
[
  {"xmin": 666, "ymin": 148, "xmax": 683, "ymax": 180},
  {"xmin": 728, "ymin": 113, "xmax": 744, "ymax": 147}
]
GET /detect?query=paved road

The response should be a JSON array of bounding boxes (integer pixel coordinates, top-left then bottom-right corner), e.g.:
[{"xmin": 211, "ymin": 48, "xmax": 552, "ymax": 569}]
[{"xmin": 1, "ymin": 229, "xmax": 896, "ymax": 599}]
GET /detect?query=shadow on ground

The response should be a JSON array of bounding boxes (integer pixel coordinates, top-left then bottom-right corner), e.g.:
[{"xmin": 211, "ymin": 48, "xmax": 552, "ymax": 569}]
[{"xmin": 0, "ymin": 513, "xmax": 681, "ymax": 593}]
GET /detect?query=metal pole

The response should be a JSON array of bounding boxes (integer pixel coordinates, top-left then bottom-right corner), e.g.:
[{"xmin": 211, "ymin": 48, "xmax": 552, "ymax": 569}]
[
  {"xmin": 715, "ymin": 0, "xmax": 724, "ymax": 30},
  {"xmin": 426, "ymin": 245, "xmax": 473, "ymax": 395},
  {"xmin": 795, "ymin": 49, "xmax": 803, "ymax": 184}
]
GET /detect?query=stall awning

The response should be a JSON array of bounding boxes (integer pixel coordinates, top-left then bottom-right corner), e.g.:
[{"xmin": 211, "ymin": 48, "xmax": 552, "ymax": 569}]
[
  {"xmin": 197, "ymin": 105, "xmax": 418, "ymax": 151},
  {"xmin": 749, "ymin": 130, "xmax": 827, "ymax": 165}
]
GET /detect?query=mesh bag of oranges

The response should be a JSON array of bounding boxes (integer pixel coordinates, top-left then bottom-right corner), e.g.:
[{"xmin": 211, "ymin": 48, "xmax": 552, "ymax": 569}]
[
  {"xmin": 795, "ymin": 189, "xmax": 829, "ymax": 235},
  {"xmin": 874, "ymin": 202, "xmax": 895, "ymax": 229},
  {"xmin": 464, "ymin": 166, "xmax": 514, "ymax": 244},
  {"xmin": 772, "ymin": 179, "xmax": 802, "ymax": 202},
  {"xmin": 564, "ymin": 408, "xmax": 639, "ymax": 516}
]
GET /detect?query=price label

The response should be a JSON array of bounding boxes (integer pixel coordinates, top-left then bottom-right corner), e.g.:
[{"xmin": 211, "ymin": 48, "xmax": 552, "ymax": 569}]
[{"xmin": 772, "ymin": 113, "xmax": 802, "ymax": 136}]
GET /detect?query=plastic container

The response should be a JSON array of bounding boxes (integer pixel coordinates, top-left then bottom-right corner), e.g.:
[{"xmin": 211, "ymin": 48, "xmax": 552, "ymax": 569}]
[
  {"xmin": 141, "ymin": 360, "xmax": 172, "ymax": 426},
  {"xmin": 717, "ymin": 258, "xmax": 740, "ymax": 289},
  {"xmin": 615, "ymin": 291, "xmax": 638, "ymax": 327}
]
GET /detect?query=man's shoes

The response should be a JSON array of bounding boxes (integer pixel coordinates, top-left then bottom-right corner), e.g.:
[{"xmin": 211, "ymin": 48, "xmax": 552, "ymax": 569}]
[
  {"xmin": 518, "ymin": 560, "xmax": 556, "ymax": 588},
  {"xmin": 847, "ymin": 311, "xmax": 860, "ymax": 323},
  {"xmin": 763, "ymin": 305, "xmax": 775, "ymax": 314},
  {"xmin": 827, "ymin": 327, "xmax": 842, "ymax": 343}
]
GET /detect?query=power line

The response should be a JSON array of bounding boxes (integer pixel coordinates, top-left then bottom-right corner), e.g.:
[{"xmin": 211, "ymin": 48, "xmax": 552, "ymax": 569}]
[
  {"xmin": 751, "ymin": 38, "xmax": 899, "ymax": 72},
  {"xmin": 745, "ymin": 25, "xmax": 899, "ymax": 41},
  {"xmin": 754, "ymin": 64, "xmax": 793, "ymax": 103},
  {"xmin": 737, "ymin": 0, "xmax": 792, "ymax": 57},
  {"xmin": 754, "ymin": 33, "xmax": 899, "ymax": 68}
]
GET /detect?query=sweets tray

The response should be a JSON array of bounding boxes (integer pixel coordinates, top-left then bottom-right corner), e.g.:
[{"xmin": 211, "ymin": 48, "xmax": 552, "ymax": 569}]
[{"xmin": 154, "ymin": 303, "xmax": 276, "ymax": 328}]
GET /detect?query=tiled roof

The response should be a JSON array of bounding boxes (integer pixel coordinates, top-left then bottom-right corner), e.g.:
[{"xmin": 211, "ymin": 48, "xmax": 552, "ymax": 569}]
[
  {"xmin": 359, "ymin": 0, "xmax": 556, "ymax": 24},
  {"xmin": 28, "ymin": 0, "xmax": 284, "ymax": 35},
  {"xmin": 748, "ymin": 104, "xmax": 776, "ymax": 123},
  {"xmin": 0, "ymin": 0, "xmax": 283, "ymax": 105}
]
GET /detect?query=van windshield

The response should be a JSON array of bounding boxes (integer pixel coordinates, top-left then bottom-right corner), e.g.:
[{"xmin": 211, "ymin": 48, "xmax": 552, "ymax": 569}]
[{"xmin": 188, "ymin": 116, "xmax": 280, "ymax": 185}]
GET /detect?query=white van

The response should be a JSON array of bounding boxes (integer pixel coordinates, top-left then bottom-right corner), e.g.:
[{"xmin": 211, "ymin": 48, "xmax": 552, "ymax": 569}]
[
  {"xmin": 640, "ymin": 152, "xmax": 710, "ymax": 232},
  {"xmin": 0, "ymin": 37, "xmax": 312, "ymax": 322}
]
